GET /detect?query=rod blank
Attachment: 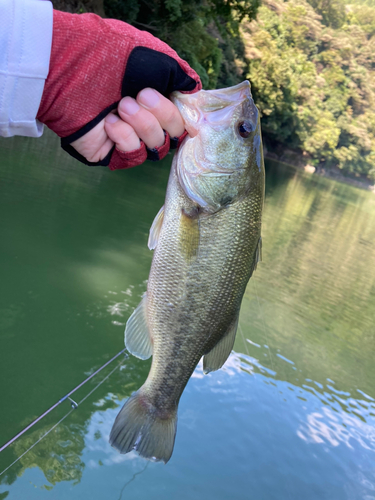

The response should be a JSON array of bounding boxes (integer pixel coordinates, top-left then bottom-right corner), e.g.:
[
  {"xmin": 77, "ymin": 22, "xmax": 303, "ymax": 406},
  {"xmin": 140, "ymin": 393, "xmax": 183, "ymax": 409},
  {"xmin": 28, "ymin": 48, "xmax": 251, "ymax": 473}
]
[{"xmin": 0, "ymin": 349, "xmax": 126, "ymax": 453}]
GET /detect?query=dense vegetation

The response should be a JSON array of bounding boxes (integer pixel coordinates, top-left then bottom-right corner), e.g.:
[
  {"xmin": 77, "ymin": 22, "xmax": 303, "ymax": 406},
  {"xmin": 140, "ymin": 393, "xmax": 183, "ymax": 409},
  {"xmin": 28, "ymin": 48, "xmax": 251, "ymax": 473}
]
[
  {"xmin": 242, "ymin": 0, "xmax": 375, "ymax": 179},
  {"xmin": 103, "ymin": 0, "xmax": 260, "ymax": 89},
  {"xmin": 59, "ymin": 0, "xmax": 375, "ymax": 181}
]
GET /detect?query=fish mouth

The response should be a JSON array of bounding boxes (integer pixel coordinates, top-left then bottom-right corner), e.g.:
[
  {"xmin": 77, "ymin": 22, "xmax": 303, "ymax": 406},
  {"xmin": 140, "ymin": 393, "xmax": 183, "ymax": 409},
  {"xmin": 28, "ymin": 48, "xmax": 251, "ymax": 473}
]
[
  {"xmin": 200, "ymin": 80, "xmax": 251, "ymax": 105},
  {"xmin": 171, "ymin": 81, "xmax": 254, "ymax": 137},
  {"xmin": 171, "ymin": 80, "xmax": 252, "ymax": 105},
  {"xmin": 172, "ymin": 80, "xmax": 251, "ymax": 108}
]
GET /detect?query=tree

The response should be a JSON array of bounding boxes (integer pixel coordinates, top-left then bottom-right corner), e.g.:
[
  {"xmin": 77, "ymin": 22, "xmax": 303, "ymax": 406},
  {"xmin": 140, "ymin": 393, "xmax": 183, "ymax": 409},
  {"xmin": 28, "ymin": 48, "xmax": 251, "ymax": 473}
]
[
  {"xmin": 242, "ymin": 0, "xmax": 375, "ymax": 180},
  {"xmin": 104, "ymin": 0, "xmax": 260, "ymax": 88}
]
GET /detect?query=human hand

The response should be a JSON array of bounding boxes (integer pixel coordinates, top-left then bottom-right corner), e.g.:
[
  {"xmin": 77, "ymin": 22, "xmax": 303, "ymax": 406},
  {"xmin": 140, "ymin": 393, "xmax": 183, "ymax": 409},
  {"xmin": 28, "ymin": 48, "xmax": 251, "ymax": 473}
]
[
  {"xmin": 37, "ymin": 11, "xmax": 201, "ymax": 170},
  {"xmin": 70, "ymin": 88, "xmax": 185, "ymax": 164}
]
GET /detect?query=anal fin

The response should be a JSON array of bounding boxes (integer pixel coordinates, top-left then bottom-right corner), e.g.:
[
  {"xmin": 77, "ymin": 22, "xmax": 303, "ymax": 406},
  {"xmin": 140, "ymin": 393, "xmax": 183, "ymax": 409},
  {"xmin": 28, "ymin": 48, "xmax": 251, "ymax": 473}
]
[
  {"xmin": 125, "ymin": 293, "xmax": 153, "ymax": 360},
  {"xmin": 203, "ymin": 314, "xmax": 239, "ymax": 374}
]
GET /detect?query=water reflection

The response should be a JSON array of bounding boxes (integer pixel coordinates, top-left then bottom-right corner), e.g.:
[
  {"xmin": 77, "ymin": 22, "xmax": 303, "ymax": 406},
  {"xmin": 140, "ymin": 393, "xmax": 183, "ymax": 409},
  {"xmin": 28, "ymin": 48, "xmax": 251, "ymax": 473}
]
[
  {"xmin": 84, "ymin": 399, "xmax": 140, "ymax": 466},
  {"xmin": 1, "ymin": 350, "xmax": 375, "ymax": 499},
  {"xmin": 298, "ymin": 405, "xmax": 375, "ymax": 450},
  {"xmin": 1, "ymin": 132, "xmax": 375, "ymax": 499}
]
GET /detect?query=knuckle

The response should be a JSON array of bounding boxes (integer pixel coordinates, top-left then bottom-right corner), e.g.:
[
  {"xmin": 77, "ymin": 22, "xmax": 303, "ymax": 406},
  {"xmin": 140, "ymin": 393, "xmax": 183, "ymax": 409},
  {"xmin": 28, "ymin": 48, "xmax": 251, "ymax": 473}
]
[
  {"xmin": 141, "ymin": 120, "xmax": 159, "ymax": 137},
  {"xmin": 163, "ymin": 106, "xmax": 178, "ymax": 124},
  {"xmin": 119, "ymin": 125, "xmax": 136, "ymax": 143},
  {"xmin": 109, "ymin": 121, "xmax": 134, "ymax": 142}
]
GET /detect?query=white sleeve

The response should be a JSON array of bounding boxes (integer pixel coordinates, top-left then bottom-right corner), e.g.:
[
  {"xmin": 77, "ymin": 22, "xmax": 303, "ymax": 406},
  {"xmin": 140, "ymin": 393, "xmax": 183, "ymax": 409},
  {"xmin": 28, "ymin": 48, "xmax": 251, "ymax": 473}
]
[{"xmin": 0, "ymin": 0, "xmax": 53, "ymax": 137}]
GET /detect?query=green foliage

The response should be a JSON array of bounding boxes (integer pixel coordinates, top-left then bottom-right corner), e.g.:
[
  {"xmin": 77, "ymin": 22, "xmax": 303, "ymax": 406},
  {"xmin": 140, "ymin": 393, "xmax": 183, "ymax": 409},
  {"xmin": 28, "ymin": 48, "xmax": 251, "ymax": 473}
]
[
  {"xmin": 307, "ymin": 0, "xmax": 346, "ymax": 28},
  {"xmin": 243, "ymin": 0, "xmax": 375, "ymax": 179},
  {"xmin": 347, "ymin": 0, "xmax": 375, "ymax": 7},
  {"xmin": 104, "ymin": 0, "xmax": 260, "ymax": 88},
  {"xmin": 347, "ymin": 4, "xmax": 375, "ymax": 36}
]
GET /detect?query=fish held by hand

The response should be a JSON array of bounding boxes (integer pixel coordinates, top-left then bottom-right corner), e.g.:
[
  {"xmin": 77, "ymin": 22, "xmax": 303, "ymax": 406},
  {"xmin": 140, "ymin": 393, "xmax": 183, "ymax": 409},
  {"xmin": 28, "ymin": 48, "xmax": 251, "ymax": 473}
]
[{"xmin": 110, "ymin": 80, "xmax": 265, "ymax": 463}]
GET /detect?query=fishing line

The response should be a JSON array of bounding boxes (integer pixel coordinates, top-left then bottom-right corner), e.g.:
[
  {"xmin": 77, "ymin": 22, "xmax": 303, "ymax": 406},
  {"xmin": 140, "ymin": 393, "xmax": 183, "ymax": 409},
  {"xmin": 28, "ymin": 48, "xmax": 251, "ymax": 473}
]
[
  {"xmin": 254, "ymin": 278, "xmax": 276, "ymax": 374},
  {"xmin": 0, "ymin": 348, "xmax": 127, "ymax": 454},
  {"xmin": 239, "ymin": 279, "xmax": 282, "ymax": 407},
  {"xmin": 0, "ymin": 407, "xmax": 75, "ymax": 479},
  {"xmin": 0, "ymin": 351, "xmax": 127, "ymax": 478},
  {"xmin": 238, "ymin": 322, "xmax": 250, "ymax": 357},
  {"xmin": 117, "ymin": 462, "xmax": 149, "ymax": 500},
  {"xmin": 254, "ymin": 277, "xmax": 297, "ymax": 500},
  {"xmin": 238, "ymin": 278, "xmax": 275, "ymax": 374}
]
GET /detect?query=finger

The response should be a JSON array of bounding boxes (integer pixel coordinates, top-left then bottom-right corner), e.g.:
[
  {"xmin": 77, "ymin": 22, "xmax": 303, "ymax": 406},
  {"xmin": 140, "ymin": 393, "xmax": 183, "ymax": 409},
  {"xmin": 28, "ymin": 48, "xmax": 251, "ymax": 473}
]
[
  {"xmin": 118, "ymin": 97, "xmax": 165, "ymax": 150},
  {"xmin": 137, "ymin": 88, "xmax": 185, "ymax": 139},
  {"xmin": 71, "ymin": 118, "xmax": 114, "ymax": 162},
  {"xmin": 104, "ymin": 113, "xmax": 141, "ymax": 152}
]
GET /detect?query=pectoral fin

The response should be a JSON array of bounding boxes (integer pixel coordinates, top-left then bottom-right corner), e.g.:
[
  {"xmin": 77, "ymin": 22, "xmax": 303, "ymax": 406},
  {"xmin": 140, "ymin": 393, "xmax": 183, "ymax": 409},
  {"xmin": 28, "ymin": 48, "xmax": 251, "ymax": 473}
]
[
  {"xmin": 203, "ymin": 314, "xmax": 239, "ymax": 374},
  {"xmin": 125, "ymin": 294, "xmax": 153, "ymax": 360},
  {"xmin": 148, "ymin": 206, "xmax": 164, "ymax": 250},
  {"xmin": 179, "ymin": 209, "xmax": 200, "ymax": 262}
]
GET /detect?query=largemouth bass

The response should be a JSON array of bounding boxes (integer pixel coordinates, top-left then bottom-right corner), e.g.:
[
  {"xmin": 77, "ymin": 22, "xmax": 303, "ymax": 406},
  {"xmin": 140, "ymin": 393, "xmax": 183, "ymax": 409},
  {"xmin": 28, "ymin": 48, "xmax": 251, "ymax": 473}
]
[{"xmin": 110, "ymin": 81, "xmax": 265, "ymax": 463}]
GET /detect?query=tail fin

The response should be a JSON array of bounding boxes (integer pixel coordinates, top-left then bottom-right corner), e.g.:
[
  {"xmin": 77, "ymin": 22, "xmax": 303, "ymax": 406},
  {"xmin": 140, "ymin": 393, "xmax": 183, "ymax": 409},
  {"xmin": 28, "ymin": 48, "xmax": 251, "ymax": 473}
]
[{"xmin": 109, "ymin": 391, "xmax": 177, "ymax": 463}]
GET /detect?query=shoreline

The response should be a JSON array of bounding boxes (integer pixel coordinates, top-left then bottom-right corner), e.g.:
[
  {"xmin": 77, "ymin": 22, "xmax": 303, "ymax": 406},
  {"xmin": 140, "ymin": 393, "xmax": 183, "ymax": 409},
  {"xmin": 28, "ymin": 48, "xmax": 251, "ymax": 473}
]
[{"xmin": 264, "ymin": 149, "xmax": 375, "ymax": 192}]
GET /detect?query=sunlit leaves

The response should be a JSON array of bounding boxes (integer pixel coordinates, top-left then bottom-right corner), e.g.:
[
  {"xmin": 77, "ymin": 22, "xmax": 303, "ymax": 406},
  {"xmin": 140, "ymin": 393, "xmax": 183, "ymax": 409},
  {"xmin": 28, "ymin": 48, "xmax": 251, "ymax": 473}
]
[{"xmin": 243, "ymin": 0, "xmax": 375, "ymax": 180}]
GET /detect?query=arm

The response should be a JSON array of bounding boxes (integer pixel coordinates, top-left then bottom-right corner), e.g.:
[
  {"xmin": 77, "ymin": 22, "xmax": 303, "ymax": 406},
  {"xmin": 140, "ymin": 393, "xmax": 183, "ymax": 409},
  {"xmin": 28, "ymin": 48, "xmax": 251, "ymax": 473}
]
[{"xmin": 1, "ymin": 3, "xmax": 202, "ymax": 169}]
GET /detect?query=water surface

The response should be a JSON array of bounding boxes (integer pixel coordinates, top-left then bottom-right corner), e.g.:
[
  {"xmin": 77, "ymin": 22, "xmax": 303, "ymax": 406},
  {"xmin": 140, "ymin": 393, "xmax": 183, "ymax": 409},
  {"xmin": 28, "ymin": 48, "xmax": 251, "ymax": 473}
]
[{"xmin": 0, "ymin": 131, "xmax": 374, "ymax": 499}]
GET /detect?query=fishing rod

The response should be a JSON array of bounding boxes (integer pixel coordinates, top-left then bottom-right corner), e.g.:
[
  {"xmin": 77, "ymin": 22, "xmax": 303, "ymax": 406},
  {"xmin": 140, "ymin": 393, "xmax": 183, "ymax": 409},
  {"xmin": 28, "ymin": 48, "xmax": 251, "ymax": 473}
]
[{"xmin": 0, "ymin": 348, "xmax": 127, "ymax": 454}]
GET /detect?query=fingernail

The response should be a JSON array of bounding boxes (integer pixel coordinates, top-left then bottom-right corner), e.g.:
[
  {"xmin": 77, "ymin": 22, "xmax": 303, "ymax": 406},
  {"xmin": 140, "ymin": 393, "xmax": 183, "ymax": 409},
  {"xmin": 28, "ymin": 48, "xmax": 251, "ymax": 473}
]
[
  {"xmin": 105, "ymin": 113, "xmax": 119, "ymax": 124},
  {"xmin": 138, "ymin": 88, "xmax": 160, "ymax": 109},
  {"xmin": 120, "ymin": 97, "xmax": 140, "ymax": 115}
]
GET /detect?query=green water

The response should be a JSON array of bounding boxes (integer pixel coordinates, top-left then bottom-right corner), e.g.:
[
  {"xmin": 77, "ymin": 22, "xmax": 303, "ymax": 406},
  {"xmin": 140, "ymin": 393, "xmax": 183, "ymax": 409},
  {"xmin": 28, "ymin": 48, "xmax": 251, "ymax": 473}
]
[{"xmin": 0, "ymin": 131, "xmax": 374, "ymax": 499}]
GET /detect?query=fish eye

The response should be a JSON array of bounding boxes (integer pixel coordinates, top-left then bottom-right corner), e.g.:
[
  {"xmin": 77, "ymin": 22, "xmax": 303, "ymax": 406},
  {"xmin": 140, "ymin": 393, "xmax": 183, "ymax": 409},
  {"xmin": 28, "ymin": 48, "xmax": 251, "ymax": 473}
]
[{"xmin": 238, "ymin": 121, "xmax": 253, "ymax": 138}]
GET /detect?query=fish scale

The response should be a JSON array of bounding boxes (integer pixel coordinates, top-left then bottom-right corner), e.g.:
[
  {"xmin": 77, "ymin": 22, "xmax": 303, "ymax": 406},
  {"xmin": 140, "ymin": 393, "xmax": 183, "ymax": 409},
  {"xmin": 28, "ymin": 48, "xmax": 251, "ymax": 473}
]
[{"xmin": 110, "ymin": 81, "xmax": 265, "ymax": 462}]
